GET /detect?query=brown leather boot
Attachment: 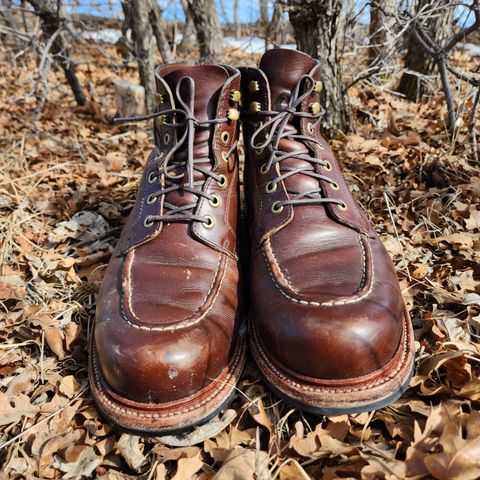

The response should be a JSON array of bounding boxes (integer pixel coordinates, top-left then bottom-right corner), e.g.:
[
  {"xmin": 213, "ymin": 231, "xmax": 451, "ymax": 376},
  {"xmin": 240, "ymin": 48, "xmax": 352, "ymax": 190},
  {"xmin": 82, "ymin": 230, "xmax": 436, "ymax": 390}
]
[
  {"xmin": 241, "ymin": 49, "xmax": 414, "ymax": 414},
  {"xmin": 89, "ymin": 64, "xmax": 245, "ymax": 433}
]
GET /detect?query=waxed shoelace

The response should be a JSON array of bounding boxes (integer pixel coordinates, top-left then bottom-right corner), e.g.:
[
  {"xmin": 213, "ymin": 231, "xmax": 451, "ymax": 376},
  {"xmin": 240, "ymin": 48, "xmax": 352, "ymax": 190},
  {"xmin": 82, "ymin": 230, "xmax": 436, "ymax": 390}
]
[
  {"xmin": 245, "ymin": 75, "xmax": 346, "ymax": 210},
  {"xmin": 116, "ymin": 76, "xmax": 238, "ymax": 226}
]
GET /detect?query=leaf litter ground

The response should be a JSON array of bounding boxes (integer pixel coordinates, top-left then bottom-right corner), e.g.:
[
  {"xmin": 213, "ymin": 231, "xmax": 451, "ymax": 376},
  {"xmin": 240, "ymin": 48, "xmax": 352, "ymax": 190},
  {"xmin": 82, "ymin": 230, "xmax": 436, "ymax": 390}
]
[{"xmin": 0, "ymin": 42, "xmax": 479, "ymax": 479}]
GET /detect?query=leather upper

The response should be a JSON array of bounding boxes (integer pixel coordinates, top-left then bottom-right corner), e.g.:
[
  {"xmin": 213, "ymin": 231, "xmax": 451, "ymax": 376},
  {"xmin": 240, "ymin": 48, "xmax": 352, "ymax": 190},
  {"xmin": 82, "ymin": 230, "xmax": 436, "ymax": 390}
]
[
  {"xmin": 94, "ymin": 64, "xmax": 242, "ymax": 404},
  {"xmin": 242, "ymin": 49, "xmax": 405, "ymax": 381}
]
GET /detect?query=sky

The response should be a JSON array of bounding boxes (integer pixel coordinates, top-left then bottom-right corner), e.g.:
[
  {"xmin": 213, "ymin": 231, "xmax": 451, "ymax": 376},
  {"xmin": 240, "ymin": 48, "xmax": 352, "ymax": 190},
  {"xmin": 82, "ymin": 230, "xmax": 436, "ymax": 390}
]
[
  {"xmin": 67, "ymin": 0, "xmax": 275, "ymax": 24},
  {"xmin": 66, "ymin": 0, "xmax": 474, "ymax": 29}
]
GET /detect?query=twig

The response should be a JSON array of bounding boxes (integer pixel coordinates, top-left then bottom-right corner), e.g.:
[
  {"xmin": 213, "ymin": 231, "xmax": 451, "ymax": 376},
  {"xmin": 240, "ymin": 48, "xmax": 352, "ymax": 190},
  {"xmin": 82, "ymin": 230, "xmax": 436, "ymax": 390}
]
[
  {"xmin": 404, "ymin": 1, "xmax": 480, "ymax": 134},
  {"xmin": 8, "ymin": 113, "xmax": 84, "ymax": 156},
  {"xmin": 383, "ymin": 191, "xmax": 412, "ymax": 282},
  {"xmin": 469, "ymin": 87, "xmax": 480, "ymax": 162},
  {"xmin": 0, "ymin": 386, "xmax": 87, "ymax": 451}
]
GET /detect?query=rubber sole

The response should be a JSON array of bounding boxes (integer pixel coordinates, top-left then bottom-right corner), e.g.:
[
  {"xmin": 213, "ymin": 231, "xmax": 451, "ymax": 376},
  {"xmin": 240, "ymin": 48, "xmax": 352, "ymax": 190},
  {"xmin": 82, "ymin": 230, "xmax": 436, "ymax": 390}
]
[
  {"xmin": 89, "ymin": 335, "xmax": 246, "ymax": 435},
  {"xmin": 250, "ymin": 308, "xmax": 415, "ymax": 415}
]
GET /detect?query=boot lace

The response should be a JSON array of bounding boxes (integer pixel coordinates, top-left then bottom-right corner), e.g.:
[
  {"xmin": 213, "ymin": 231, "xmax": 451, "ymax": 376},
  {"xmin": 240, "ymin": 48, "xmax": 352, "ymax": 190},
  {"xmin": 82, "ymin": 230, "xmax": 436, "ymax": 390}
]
[
  {"xmin": 246, "ymin": 75, "xmax": 346, "ymax": 211},
  {"xmin": 116, "ymin": 76, "xmax": 237, "ymax": 227}
]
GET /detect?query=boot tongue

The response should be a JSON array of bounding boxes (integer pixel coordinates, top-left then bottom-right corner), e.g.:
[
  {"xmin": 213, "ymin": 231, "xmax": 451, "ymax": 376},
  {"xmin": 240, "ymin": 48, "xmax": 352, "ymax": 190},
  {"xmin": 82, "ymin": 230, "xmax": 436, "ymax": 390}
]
[
  {"xmin": 163, "ymin": 65, "xmax": 229, "ymax": 121},
  {"xmin": 259, "ymin": 49, "xmax": 316, "ymax": 111}
]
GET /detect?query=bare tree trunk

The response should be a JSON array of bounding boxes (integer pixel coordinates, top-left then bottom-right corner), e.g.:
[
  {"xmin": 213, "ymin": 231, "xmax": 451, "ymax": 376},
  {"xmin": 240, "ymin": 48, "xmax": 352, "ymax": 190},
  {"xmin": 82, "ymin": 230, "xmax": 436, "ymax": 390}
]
[
  {"xmin": 149, "ymin": 1, "xmax": 173, "ymax": 63},
  {"xmin": 266, "ymin": 0, "xmax": 287, "ymax": 47},
  {"xmin": 124, "ymin": 0, "xmax": 172, "ymax": 110},
  {"xmin": 27, "ymin": 0, "xmax": 86, "ymax": 106},
  {"xmin": 288, "ymin": 0, "xmax": 347, "ymax": 134},
  {"xmin": 130, "ymin": 0, "xmax": 156, "ymax": 111},
  {"xmin": 178, "ymin": 0, "xmax": 196, "ymax": 53},
  {"xmin": 397, "ymin": 0, "xmax": 455, "ymax": 101},
  {"xmin": 259, "ymin": 0, "xmax": 269, "ymax": 24},
  {"xmin": 185, "ymin": 0, "xmax": 223, "ymax": 62},
  {"xmin": 234, "ymin": 0, "xmax": 240, "ymax": 40},
  {"xmin": 1, "ymin": 0, "xmax": 19, "ymax": 30},
  {"xmin": 369, "ymin": 0, "xmax": 396, "ymax": 67},
  {"xmin": 337, "ymin": 0, "xmax": 354, "ymax": 55}
]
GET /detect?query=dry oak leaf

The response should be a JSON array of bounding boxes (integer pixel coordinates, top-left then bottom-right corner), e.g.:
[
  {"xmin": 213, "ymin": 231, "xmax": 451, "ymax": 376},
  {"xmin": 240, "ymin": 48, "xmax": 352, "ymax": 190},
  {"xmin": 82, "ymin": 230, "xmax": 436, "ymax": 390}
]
[
  {"xmin": 204, "ymin": 427, "xmax": 256, "ymax": 463},
  {"xmin": 277, "ymin": 459, "xmax": 310, "ymax": 480},
  {"xmin": 424, "ymin": 413, "xmax": 480, "ymax": 480},
  {"xmin": 117, "ymin": 433, "xmax": 145, "ymax": 473},
  {"xmin": 49, "ymin": 211, "xmax": 109, "ymax": 244},
  {"xmin": 172, "ymin": 450, "xmax": 203, "ymax": 480},
  {"xmin": 465, "ymin": 207, "xmax": 480, "ymax": 230},
  {"xmin": 214, "ymin": 448, "xmax": 271, "ymax": 480},
  {"xmin": 289, "ymin": 423, "xmax": 355, "ymax": 459},
  {"xmin": 346, "ymin": 134, "xmax": 381, "ymax": 153},
  {"xmin": 0, "ymin": 392, "xmax": 39, "ymax": 425},
  {"xmin": 153, "ymin": 445, "xmax": 203, "ymax": 478},
  {"xmin": 55, "ymin": 445, "xmax": 103, "ymax": 480}
]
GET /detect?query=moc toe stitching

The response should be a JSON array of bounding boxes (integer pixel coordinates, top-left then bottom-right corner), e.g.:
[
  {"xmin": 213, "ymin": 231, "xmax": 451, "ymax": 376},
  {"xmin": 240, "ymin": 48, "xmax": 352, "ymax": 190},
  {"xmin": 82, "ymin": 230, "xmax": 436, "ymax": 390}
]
[
  {"xmin": 262, "ymin": 234, "xmax": 372, "ymax": 306},
  {"xmin": 120, "ymin": 250, "xmax": 227, "ymax": 331},
  {"xmin": 254, "ymin": 236, "xmax": 405, "ymax": 381}
]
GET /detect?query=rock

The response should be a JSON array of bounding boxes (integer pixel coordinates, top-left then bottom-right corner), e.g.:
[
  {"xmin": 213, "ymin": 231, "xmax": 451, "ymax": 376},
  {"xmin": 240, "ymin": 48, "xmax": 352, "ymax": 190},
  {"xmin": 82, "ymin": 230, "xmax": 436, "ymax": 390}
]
[{"xmin": 114, "ymin": 80, "xmax": 145, "ymax": 118}]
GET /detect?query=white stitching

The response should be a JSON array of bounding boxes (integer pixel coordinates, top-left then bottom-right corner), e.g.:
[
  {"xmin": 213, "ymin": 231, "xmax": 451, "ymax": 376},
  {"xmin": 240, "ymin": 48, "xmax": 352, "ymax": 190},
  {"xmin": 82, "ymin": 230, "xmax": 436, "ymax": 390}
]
[
  {"xmin": 90, "ymin": 336, "xmax": 245, "ymax": 419},
  {"xmin": 358, "ymin": 234, "xmax": 367, "ymax": 289},
  {"xmin": 121, "ymin": 254, "xmax": 227, "ymax": 331},
  {"xmin": 265, "ymin": 239, "xmax": 299, "ymax": 294},
  {"xmin": 262, "ymin": 235, "xmax": 373, "ymax": 307}
]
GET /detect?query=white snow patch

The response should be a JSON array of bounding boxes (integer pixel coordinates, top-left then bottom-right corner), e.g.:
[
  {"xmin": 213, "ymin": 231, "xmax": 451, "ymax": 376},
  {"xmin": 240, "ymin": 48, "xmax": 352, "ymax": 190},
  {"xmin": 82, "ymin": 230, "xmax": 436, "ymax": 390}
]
[
  {"xmin": 80, "ymin": 31, "xmax": 297, "ymax": 54},
  {"xmin": 459, "ymin": 43, "xmax": 480, "ymax": 57},
  {"xmin": 82, "ymin": 28, "xmax": 122, "ymax": 43},
  {"xmin": 223, "ymin": 36, "xmax": 296, "ymax": 54}
]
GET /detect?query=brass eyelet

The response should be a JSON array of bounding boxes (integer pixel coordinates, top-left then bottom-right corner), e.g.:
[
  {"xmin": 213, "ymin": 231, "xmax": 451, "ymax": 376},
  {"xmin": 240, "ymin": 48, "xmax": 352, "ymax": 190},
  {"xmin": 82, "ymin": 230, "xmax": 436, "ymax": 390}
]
[
  {"xmin": 147, "ymin": 193, "xmax": 156, "ymax": 204},
  {"xmin": 217, "ymin": 174, "xmax": 227, "ymax": 189},
  {"xmin": 250, "ymin": 101, "xmax": 261, "ymax": 113},
  {"xmin": 324, "ymin": 161, "xmax": 332, "ymax": 171},
  {"xmin": 209, "ymin": 194, "xmax": 220, "ymax": 207},
  {"xmin": 164, "ymin": 133, "xmax": 170, "ymax": 144},
  {"xmin": 265, "ymin": 181, "xmax": 277, "ymax": 193},
  {"xmin": 227, "ymin": 108, "xmax": 239, "ymax": 121},
  {"xmin": 255, "ymin": 148, "xmax": 264, "ymax": 156},
  {"xmin": 338, "ymin": 201, "xmax": 348, "ymax": 211},
  {"xmin": 315, "ymin": 80, "xmax": 323, "ymax": 93},
  {"xmin": 144, "ymin": 216, "xmax": 154, "ymax": 228},
  {"xmin": 260, "ymin": 162, "xmax": 269, "ymax": 174},
  {"xmin": 221, "ymin": 151, "xmax": 230, "ymax": 163},
  {"xmin": 271, "ymin": 201, "xmax": 284, "ymax": 214},
  {"xmin": 248, "ymin": 80, "xmax": 260, "ymax": 93},
  {"xmin": 331, "ymin": 181, "xmax": 339, "ymax": 191},
  {"xmin": 307, "ymin": 122, "xmax": 315, "ymax": 134},
  {"xmin": 148, "ymin": 171, "xmax": 157, "ymax": 184},
  {"xmin": 221, "ymin": 131, "xmax": 230, "ymax": 145},
  {"xmin": 309, "ymin": 102, "xmax": 321, "ymax": 115},
  {"xmin": 230, "ymin": 90, "xmax": 241, "ymax": 102},
  {"xmin": 203, "ymin": 215, "xmax": 215, "ymax": 229}
]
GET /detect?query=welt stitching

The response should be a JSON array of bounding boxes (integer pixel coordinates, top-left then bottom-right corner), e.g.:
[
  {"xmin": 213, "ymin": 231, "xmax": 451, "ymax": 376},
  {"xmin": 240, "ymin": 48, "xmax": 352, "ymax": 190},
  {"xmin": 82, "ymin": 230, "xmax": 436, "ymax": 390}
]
[
  {"xmin": 262, "ymin": 235, "xmax": 373, "ymax": 307},
  {"xmin": 91, "ymin": 337, "xmax": 244, "ymax": 418},
  {"xmin": 122, "ymin": 253, "xmax": 226, "ymax": 331},
  {"xmin": 252, "ymin": 315, "xmax": 410, "ymax": 394}
]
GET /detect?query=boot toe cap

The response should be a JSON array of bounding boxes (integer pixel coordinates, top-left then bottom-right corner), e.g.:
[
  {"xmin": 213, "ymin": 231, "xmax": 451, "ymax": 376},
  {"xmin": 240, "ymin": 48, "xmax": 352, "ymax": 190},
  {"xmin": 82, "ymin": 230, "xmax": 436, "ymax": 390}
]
[{"xmin": 252, "ymin": 237, "xmax": 405, "ymax": 381}]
